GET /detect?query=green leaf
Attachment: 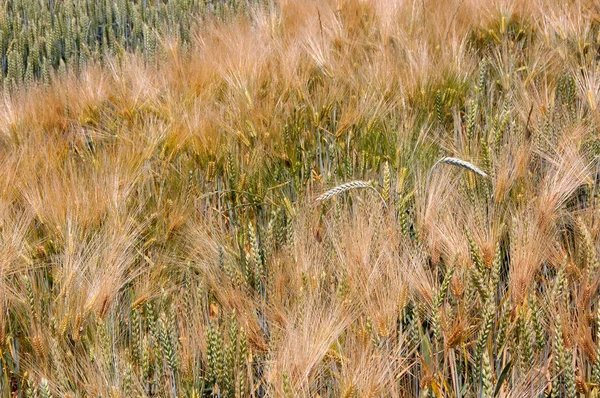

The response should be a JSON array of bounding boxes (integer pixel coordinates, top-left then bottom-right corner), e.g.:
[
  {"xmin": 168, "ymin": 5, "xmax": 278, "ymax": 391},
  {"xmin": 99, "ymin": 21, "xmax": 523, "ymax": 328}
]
[{"xmin": 494, "ymin": 360, "xmax": 512, "ymax": 397}]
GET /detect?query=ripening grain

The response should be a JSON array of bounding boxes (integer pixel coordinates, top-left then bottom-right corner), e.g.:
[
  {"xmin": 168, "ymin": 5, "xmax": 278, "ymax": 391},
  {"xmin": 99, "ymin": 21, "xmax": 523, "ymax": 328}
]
[{"xmin": 0, "ymin": 0, "xmax": 599, "ymax": 397}]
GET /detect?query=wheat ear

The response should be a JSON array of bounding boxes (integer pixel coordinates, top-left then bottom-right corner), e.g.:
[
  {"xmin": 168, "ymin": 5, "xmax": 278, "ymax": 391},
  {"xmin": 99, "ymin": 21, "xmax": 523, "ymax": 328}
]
[
  {"xmin": 426, "ymin": 156, "xmax": 488, "ymax": 195},
  {"xmin": 315, "ymin": 180, "xmax": 388, "ymax": 209},
  {"xmin": 435, "ymin": 157, "xmax": 488, "ymax": 178}
]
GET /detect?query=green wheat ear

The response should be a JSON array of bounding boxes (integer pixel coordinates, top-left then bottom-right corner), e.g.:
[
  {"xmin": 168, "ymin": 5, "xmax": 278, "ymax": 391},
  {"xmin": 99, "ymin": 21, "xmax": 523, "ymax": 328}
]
[
  {"xmin": 39, "ymin": 379, "xmax": 52, "ymax": 398},
  {"xmin": 382, "ymin": 160, "xmax": 391, "ymax": 204}
]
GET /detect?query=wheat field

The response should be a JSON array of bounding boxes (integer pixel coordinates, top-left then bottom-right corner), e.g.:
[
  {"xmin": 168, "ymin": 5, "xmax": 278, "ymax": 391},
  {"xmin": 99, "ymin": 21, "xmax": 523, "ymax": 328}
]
[{"xmin": 1, "ymin": 0, "xmax": 600, "ymax": 396}]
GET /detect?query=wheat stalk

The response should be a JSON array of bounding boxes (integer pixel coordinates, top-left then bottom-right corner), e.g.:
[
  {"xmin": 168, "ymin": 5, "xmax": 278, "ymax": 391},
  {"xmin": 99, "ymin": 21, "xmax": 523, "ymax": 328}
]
[{"xmin": 315, "ymin": 180, "xmax": 388, "ymax": 209}]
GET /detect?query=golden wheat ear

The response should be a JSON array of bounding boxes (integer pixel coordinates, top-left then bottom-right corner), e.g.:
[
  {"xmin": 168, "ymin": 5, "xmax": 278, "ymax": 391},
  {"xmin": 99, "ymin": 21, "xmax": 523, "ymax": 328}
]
[{"xmin": 315, "ymin": 180, "xmax": 388, "ymax": 209}]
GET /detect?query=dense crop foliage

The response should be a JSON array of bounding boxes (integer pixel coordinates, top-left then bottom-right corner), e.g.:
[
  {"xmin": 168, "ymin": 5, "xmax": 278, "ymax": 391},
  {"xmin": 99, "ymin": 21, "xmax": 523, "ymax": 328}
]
[
  {"xmin": 0, "ymin": 0, "xmax": 256, "ymax": 90},
  {"xmin": 1, "ymin": 0, "xmax": 600, "ymax": 397}
]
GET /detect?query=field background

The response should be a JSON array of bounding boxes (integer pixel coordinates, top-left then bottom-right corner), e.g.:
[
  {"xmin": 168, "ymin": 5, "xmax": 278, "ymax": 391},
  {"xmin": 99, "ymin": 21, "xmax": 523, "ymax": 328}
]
[{"xmin": 1, "ymin": 0, "xmax": 600, "ymax": 396}]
